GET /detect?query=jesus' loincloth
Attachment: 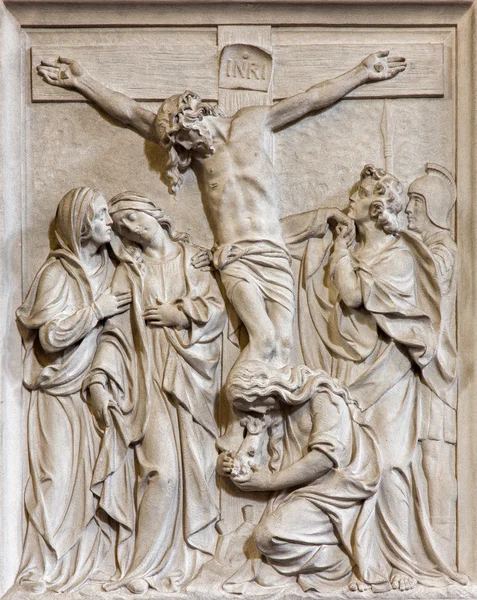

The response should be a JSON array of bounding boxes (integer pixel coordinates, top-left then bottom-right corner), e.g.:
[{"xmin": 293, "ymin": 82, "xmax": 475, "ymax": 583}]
[{"xmin": 212, "ymin": 240, "xmax": 295, "ymax": 313}]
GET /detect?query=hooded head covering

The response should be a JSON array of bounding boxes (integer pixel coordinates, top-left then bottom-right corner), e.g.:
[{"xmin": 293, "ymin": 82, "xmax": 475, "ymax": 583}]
[
  {"xmin": 16, "ymin": 187, "xmax": 111, "ymax": 391},
  {"xmin": 55, "ymin": 186, "xmax": 103, "ymax": 258},
  {"xmin": 109, "ymin": 190, "xmax": 161, "ymax": 218},
  {"xmin": 408, "ymin": 163, "xmax": 456, "ymax": 230},
  {"xmin": 18, "ymin": 186, "xmax": 108, "ymax": 334},
  {"xmin": 108, "ymin": 191, "xmax": 189, "ymax": 255}
]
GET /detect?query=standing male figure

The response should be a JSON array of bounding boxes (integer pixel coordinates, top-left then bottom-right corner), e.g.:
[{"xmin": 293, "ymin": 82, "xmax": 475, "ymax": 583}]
[
  {"xmin": 406, "ymin": 163, "xmax": 458, "ymax": 561},
  {"xmin": 38, "ymin": 51, "xmax": 406, "ymax": 368}
]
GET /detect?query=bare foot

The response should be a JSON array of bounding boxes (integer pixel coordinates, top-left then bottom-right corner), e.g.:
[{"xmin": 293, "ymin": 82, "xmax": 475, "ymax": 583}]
[
  {"xmin": 20, "ymin": 580, "xmax": 47, "ymax": 594},
  {"xmin": 349, "ymin": 574, "xmax": 370, "ymax": 592},
  {"xmin": 126, "ymin": 579, "xmax": 149, "ymax": 594},
  {"xmin": 390, "ymin": 570, "xmax": 417, "ymax": 592}
]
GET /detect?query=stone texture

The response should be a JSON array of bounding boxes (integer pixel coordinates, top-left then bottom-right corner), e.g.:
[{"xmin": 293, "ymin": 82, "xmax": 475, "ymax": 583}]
[{"xmin": 1, "ymin": 1, "xmax": 477, "ymax": 597}]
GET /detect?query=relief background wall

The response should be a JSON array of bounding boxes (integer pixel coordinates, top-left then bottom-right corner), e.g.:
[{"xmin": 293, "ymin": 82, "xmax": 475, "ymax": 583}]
[{"xmin": 0, "ymin": 0, "xmax": 475, "ymax": 595}]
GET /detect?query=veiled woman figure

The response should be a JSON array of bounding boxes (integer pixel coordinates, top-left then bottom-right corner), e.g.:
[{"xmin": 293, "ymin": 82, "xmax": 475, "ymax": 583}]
[
  {"xmin": 84, "ymin": 192, "xmax": 226, "ymax": 595},
  {"xmin": 16, "ymin": 187, "xmax": 131, "ymax": 593}
]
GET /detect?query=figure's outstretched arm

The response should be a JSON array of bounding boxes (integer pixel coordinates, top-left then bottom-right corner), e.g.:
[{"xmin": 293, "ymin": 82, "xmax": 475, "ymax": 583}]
[
  {"xmin": 37, "ymin": 57, "xmax": 157, "ymax": 140},
  {"xmin": 281, "ymin": 207, "xmax": 354, "ymax": 246},
  {"xmin": 266, "ymin": 50, "xmax": 407, "ymax": 132}
]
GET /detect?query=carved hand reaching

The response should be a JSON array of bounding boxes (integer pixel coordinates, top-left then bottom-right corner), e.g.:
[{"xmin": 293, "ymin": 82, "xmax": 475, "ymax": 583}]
[
  {"xmin": 36, "ymin": 56, "xmax": 157, "ymax": 139},
  {"xmin": 95, "ymin": 288, "xmax": 132, "ymax": 319},
  {"xmin": 231, "ymin": 468, "xmax": 273, "ymax": 492},
  {"xmin": 191, "ymin": 249, "xmax": 214, "ymax": 271},
  {"xmin": 327, "ymin": 208, "xmax": 355, "ymax": 241},
  {"xmin": 37, "ymin": 57, "xmax": 86, "ymax": 89},
  {"xmin": 88, "ymin": 382, "xmax": 112, "ymax": 432},
  {"xmin": 334, "ymin": 224, "xmax": 354, "ymax": 251},
  {"xmin": 216, "ymin": 451, "xmax": 234, "ymax": 477},
  {"xmin": 360, "ymin": 50, "xmax": 407, "ymax": 82},
  {"xmin": 144, "ymin": 302, "xmax": 190, "ymax": 329}
]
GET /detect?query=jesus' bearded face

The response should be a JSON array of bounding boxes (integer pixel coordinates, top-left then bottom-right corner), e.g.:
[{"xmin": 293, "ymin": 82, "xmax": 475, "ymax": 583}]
[{"xmin": 174, "ymin": 120, "xmax": 214, "ymax": 160}]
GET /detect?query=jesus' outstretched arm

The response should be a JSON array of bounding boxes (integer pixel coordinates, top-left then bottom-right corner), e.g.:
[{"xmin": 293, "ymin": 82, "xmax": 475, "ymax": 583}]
[
  {"xmin": 265, "ymin": 50, "xmax": 407, "ymax": 132},
  {"xmin": 37, "ymin": 57, "xmax": 156, "ymax": 140}
]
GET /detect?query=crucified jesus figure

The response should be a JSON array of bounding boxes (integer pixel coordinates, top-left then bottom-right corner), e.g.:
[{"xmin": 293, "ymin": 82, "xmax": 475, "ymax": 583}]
[{"xmin": 38, "ymin": 51, "xmax": 406, "ymax": 369}]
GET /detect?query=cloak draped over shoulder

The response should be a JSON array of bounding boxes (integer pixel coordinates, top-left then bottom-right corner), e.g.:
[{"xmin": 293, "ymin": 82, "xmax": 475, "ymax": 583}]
[
  {"xmin": 284, "ymin": 212, "xmax": 466, "ymax": 588},
  {"xmin": 86, "ymin": 240, "xmax": 226, "ymax": 592},
  {"xmin": 16, "ymin": 187, "xmax": 114, "ymax": 592}
]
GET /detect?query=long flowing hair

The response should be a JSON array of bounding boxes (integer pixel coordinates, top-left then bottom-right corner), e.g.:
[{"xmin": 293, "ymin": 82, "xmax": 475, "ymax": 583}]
[
  {"xmin": 155, "ymin": 91, "xmax": 220, "ymax": 195},
  {"xmin": 228, "ymin": 361, "xmax": 353, "ymax": 473},
  {"xmin": 227, "ymin": 361, "xmax": 353, "ymax": 413}
]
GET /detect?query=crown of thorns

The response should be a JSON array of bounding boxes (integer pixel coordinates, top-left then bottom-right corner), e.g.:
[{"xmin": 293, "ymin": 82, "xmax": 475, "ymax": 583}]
[{"xmin": 155, "ymin": 91, "xmax": 216, "ymax": 147}]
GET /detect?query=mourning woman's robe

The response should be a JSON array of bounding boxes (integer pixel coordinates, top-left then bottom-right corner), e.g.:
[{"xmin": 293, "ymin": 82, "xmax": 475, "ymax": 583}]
[
  {"xmin": 16, "ymin": 199, "xmax": 114, "ymax": 592},
  {"xmin": 87, "ymin": 242, "xmax": 226, "ymax": 592}
]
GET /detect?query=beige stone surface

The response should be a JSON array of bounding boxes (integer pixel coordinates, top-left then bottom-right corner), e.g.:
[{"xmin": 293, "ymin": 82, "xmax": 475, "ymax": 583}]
[{"xmin": 1, "ymin": 1, "xmax": 477, "ymax": 598}]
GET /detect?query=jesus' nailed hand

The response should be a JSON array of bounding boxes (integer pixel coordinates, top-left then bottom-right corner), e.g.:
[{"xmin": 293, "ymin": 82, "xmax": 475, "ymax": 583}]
[{"xmin": 37, "ymin": 50, "xmax": 407, "ymax": 370}]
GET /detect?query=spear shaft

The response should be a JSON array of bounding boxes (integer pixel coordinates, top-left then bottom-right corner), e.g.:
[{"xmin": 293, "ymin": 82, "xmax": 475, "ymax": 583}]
[{"xmin": 381, "ymin": 100, "xmax": 396, "ymax": 174}]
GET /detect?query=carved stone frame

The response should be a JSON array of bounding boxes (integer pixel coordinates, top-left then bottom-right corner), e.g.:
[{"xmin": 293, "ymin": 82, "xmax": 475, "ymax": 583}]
[{"xmin": 0, "ymin": 0, "xmax": 476, "ymax": 594}]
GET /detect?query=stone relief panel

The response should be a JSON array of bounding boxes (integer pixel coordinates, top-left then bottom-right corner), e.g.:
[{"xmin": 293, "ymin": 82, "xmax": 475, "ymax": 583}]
[{"xmin": 1, "ymin": 8, "xmax": 472, "ymax": 599}]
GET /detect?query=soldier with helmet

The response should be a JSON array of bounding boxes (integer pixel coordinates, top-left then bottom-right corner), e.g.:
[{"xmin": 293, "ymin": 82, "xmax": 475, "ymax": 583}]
[{"xmin": 406, "ymin": 163, "xmax": 457, "ymax": 563}]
